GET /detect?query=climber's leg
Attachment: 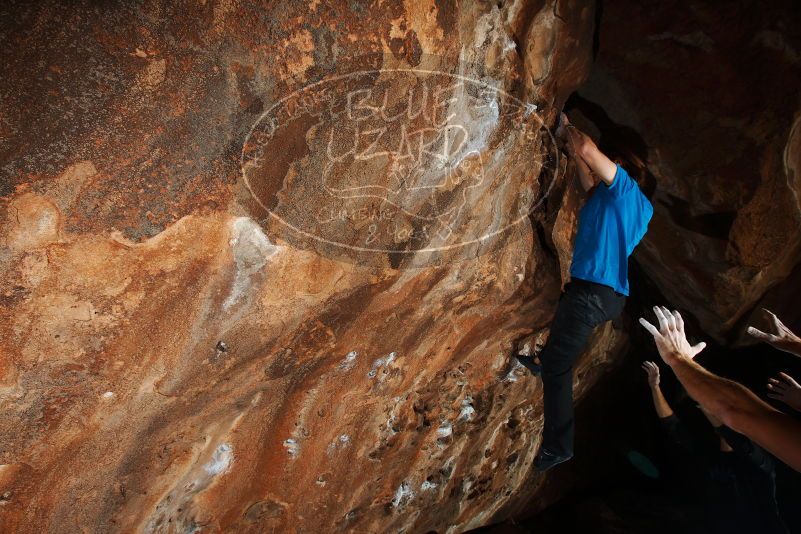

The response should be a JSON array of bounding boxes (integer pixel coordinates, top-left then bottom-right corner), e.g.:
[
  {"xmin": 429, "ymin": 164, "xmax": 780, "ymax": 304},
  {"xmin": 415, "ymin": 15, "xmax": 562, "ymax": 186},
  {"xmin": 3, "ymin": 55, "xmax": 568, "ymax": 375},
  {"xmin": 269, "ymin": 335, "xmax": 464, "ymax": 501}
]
[
  {"xmin": 539, "ymin": 287, "xmax": 598, "ymax": 458},
  {"xmin": 539, "ymin": 280, "xmax": 625, "ymax": 460}
]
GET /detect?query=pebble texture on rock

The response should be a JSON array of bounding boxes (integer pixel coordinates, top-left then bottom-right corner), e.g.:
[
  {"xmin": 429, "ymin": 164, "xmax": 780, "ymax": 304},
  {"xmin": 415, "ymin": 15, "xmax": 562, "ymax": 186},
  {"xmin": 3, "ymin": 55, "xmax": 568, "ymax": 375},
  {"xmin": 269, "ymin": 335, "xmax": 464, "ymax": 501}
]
[
  {"xmin": 1, "ymin": 0, "xmax": 799, "ymax": 533},
  {"xmin": 0, "ymin": 1, "xmax": 607, "ymax": 532}
]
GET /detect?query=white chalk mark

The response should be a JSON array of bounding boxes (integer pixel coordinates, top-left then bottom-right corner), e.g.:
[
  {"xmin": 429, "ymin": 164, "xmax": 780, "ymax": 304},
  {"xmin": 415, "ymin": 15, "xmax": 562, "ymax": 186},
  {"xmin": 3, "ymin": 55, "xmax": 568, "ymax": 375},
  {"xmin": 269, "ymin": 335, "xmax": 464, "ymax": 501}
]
[
  {"xmin": 339, "ymin": 350, "xmax": 358, "ymax": 371},
  {"xmin": 203, "ymin": 443, "xmax": 233, "ymax": 476},
  {"xmin": 391, "ymin": 480, "xmax": 414, "ymax": 508},
  {"xmin": 283, "ymin": 438, "xmax": 299, "ymax": 458},
  {"xmin": 368, "ymin": 351, "xmax": 398, "ymax": 379},
  {"xmin": 326, "ymin": 434, "xmax": 351, "ymax": 456},
  {"xmin": 421, "ymin": 480, "xmax": 438, "ymax": 491},
  {"xmin": 524, "ymin": 102, "xmax": 538, "ymax": 116},
  {"xmin": 459, "ymin": 397, "xmax": 476, "ymax": 421},
  {"xmin": 504, "ymin": 359, "xmax": 524, "ymax": 382},
  {"xmin": 436, "ymin": 421, "xmax": 453, "ymax": 439},
  {"xmin": 224, "ymin": 217, "xmax": 279, "ymax": 310}
]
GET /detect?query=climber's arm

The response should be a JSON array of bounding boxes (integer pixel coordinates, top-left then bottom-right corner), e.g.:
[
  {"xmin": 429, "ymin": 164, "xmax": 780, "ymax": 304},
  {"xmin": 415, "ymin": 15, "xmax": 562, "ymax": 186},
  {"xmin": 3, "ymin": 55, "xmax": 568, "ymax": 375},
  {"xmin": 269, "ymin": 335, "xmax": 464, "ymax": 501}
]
[
  {"xmin": 565, "ymin": 125, "xmax": 617, "ymax": 185},
  {"xmin": 572, "ymin": 148, "xmax": 597, "ymax": 192}
]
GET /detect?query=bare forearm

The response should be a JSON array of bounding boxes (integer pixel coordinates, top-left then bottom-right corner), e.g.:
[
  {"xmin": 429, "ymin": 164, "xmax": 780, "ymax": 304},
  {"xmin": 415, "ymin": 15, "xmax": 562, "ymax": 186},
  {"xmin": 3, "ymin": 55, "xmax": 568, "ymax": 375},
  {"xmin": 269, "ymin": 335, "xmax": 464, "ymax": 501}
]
[
  {"xmin": 639, "ymin": 306, "xmax": 801, "ymax": 471},
  {"xmin": 567, "ymin": 127, "xmax": 617, "ymax": 184},
  {"xmin": 650, "ymin": 385, "xmax": 673, "ymax": 418},
  {"xmin": 669, "ymin": 355, "xmax": 801, "ymax": 471},
  {"xmin": 573, "ymin": 152, "xmax": 596, "ymax": 192},
  {"xmin": 668, "ymin": 357, "xmax": 746, "ymax": 417}
]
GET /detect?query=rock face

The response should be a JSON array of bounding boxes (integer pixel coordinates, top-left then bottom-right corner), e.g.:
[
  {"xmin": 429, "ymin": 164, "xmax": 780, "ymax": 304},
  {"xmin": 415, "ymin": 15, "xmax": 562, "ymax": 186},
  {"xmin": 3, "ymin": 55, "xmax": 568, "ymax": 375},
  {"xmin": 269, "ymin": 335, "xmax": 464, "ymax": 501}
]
[
  {"xmin": 0, "ymin": 1, "xmax": 609, "ymax": 532},
  {"xmin": 2, "ymin": 1, "xmax": 799, "ymax": 533}
]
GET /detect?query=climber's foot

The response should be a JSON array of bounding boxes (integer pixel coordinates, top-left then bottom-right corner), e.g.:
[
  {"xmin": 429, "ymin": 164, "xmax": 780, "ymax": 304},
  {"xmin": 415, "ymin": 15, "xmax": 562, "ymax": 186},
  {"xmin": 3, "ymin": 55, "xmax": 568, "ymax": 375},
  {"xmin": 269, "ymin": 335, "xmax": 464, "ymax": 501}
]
[
  {"xmin": 534, "ymin": 447, "xmax": 573, "ymax": 472},
  {"xmin": 515, "ymin": 354, "xmax": 542, "ymax": 376}
]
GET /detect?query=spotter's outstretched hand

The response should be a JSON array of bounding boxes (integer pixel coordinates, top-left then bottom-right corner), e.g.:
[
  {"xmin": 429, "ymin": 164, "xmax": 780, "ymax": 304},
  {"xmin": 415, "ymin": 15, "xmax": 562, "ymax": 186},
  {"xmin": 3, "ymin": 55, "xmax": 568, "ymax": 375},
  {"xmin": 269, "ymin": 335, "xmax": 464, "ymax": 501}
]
[
  {"xmin": 641, "ymin": 361, "xmax": 660, "ymax": 388},
  {"xmin": 639, "ymin": 306, "xmax": 707, "ymax": 365},
  {"xmin": 767, "ymin": 372, "xmax": 801, "ymax": 412},
  {"xmin": 747, "ymin": 308, "xmax": 801, "ymax": 358}
]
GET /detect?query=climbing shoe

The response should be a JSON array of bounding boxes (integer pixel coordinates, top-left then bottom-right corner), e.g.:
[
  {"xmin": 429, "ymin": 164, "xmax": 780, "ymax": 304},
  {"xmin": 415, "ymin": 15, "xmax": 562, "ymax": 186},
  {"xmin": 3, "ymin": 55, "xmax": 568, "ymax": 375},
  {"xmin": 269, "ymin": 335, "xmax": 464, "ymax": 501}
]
[
  {"xmin": 515, "ymin": 354, "xmax": 542, "ymax": 376},
  {"xmin": 534, "ymin": 448, "xmax": 573, "ymax": 472}
]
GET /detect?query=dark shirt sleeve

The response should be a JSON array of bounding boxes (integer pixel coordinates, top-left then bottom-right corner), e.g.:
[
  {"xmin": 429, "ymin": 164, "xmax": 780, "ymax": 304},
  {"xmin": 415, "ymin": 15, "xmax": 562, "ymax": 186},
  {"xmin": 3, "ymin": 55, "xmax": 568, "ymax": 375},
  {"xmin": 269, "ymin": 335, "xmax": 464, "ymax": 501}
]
[
  {"xmin": 717, "ymin": 425, "xmax": 775, "ymax": 475},
  {"xmin": 660, "ymin": 414, "xmax": 696, "ymax": 452}
]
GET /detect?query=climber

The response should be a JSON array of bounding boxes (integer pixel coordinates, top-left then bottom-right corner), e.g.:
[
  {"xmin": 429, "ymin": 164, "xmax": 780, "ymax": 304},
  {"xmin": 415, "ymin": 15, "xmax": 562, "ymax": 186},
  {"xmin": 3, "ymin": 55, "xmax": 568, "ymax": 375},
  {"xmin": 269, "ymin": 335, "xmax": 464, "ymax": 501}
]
[
  {"xmin": 642, "ymin": 360, "xmax": 789, "ymax": 534},
  {"xmin": 639, "ymin": 306, "xmax": 801, "ymax": 473},
  {"xmin": 516, "ymin": 113, "xmax": 654, "ymax": 471}
]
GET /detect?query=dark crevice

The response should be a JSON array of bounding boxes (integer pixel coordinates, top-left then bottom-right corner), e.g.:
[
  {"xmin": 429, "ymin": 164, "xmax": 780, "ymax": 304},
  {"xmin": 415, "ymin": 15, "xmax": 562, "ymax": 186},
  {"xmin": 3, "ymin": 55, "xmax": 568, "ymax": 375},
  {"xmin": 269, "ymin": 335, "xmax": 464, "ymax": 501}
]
[
  {"xmin": 592, "ymin": 0, "xmax": 603, "ymax": 60},
  {"xmin": 657, "ymin": 194, "xmax": 737, "ymax": 240}
]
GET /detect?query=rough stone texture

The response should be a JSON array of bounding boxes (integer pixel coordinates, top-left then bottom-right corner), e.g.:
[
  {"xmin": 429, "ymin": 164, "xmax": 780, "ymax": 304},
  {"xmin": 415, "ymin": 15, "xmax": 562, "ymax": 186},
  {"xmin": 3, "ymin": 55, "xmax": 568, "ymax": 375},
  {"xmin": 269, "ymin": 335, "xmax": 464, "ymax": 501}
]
[
  {"xmin": 3, "ymin": 0, "xmax": 800, "ymax": 533},
  {"xmin": 0, "ymin": 1, "xmax": 609, "ymax": 533}
]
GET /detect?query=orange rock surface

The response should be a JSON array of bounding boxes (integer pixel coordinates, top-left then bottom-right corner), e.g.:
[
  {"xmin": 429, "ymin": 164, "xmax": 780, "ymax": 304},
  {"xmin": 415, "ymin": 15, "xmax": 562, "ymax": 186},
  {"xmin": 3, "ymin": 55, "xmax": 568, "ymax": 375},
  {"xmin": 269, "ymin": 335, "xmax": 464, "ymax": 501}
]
[
  {"xmin": 0, "ymin": 1, "xmax": 604, "ymax": 532},
  {"xmin": 2, "ymin": 0, "xmax": 799, "ymax": 532}
]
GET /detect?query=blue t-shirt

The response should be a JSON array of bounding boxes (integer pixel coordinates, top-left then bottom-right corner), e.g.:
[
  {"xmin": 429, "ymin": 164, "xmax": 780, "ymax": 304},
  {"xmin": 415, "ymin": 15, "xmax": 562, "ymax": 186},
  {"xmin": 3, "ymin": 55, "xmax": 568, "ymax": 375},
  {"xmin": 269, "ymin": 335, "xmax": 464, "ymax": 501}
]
[{"xmin": 569, "ymin": 164, "xmax": 653, "ymax": 296}]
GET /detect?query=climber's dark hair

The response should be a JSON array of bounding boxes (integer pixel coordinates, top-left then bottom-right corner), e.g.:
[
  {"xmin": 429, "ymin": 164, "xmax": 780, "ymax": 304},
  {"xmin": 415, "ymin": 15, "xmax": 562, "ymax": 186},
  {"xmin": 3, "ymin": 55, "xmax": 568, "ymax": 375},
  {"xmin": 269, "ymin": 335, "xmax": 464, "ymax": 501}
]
[{"xmin": 607, "ymin": 145, "xmax": 656, "ymax": 200}]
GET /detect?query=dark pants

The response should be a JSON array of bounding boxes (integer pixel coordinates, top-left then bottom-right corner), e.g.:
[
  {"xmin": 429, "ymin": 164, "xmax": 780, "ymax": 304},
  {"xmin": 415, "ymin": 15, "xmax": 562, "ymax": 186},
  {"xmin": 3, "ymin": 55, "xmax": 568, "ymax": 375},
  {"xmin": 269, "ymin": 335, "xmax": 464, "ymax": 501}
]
[{"xmin": 541, "ymin": 278, "xmax": 626, "ymax": 456}]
